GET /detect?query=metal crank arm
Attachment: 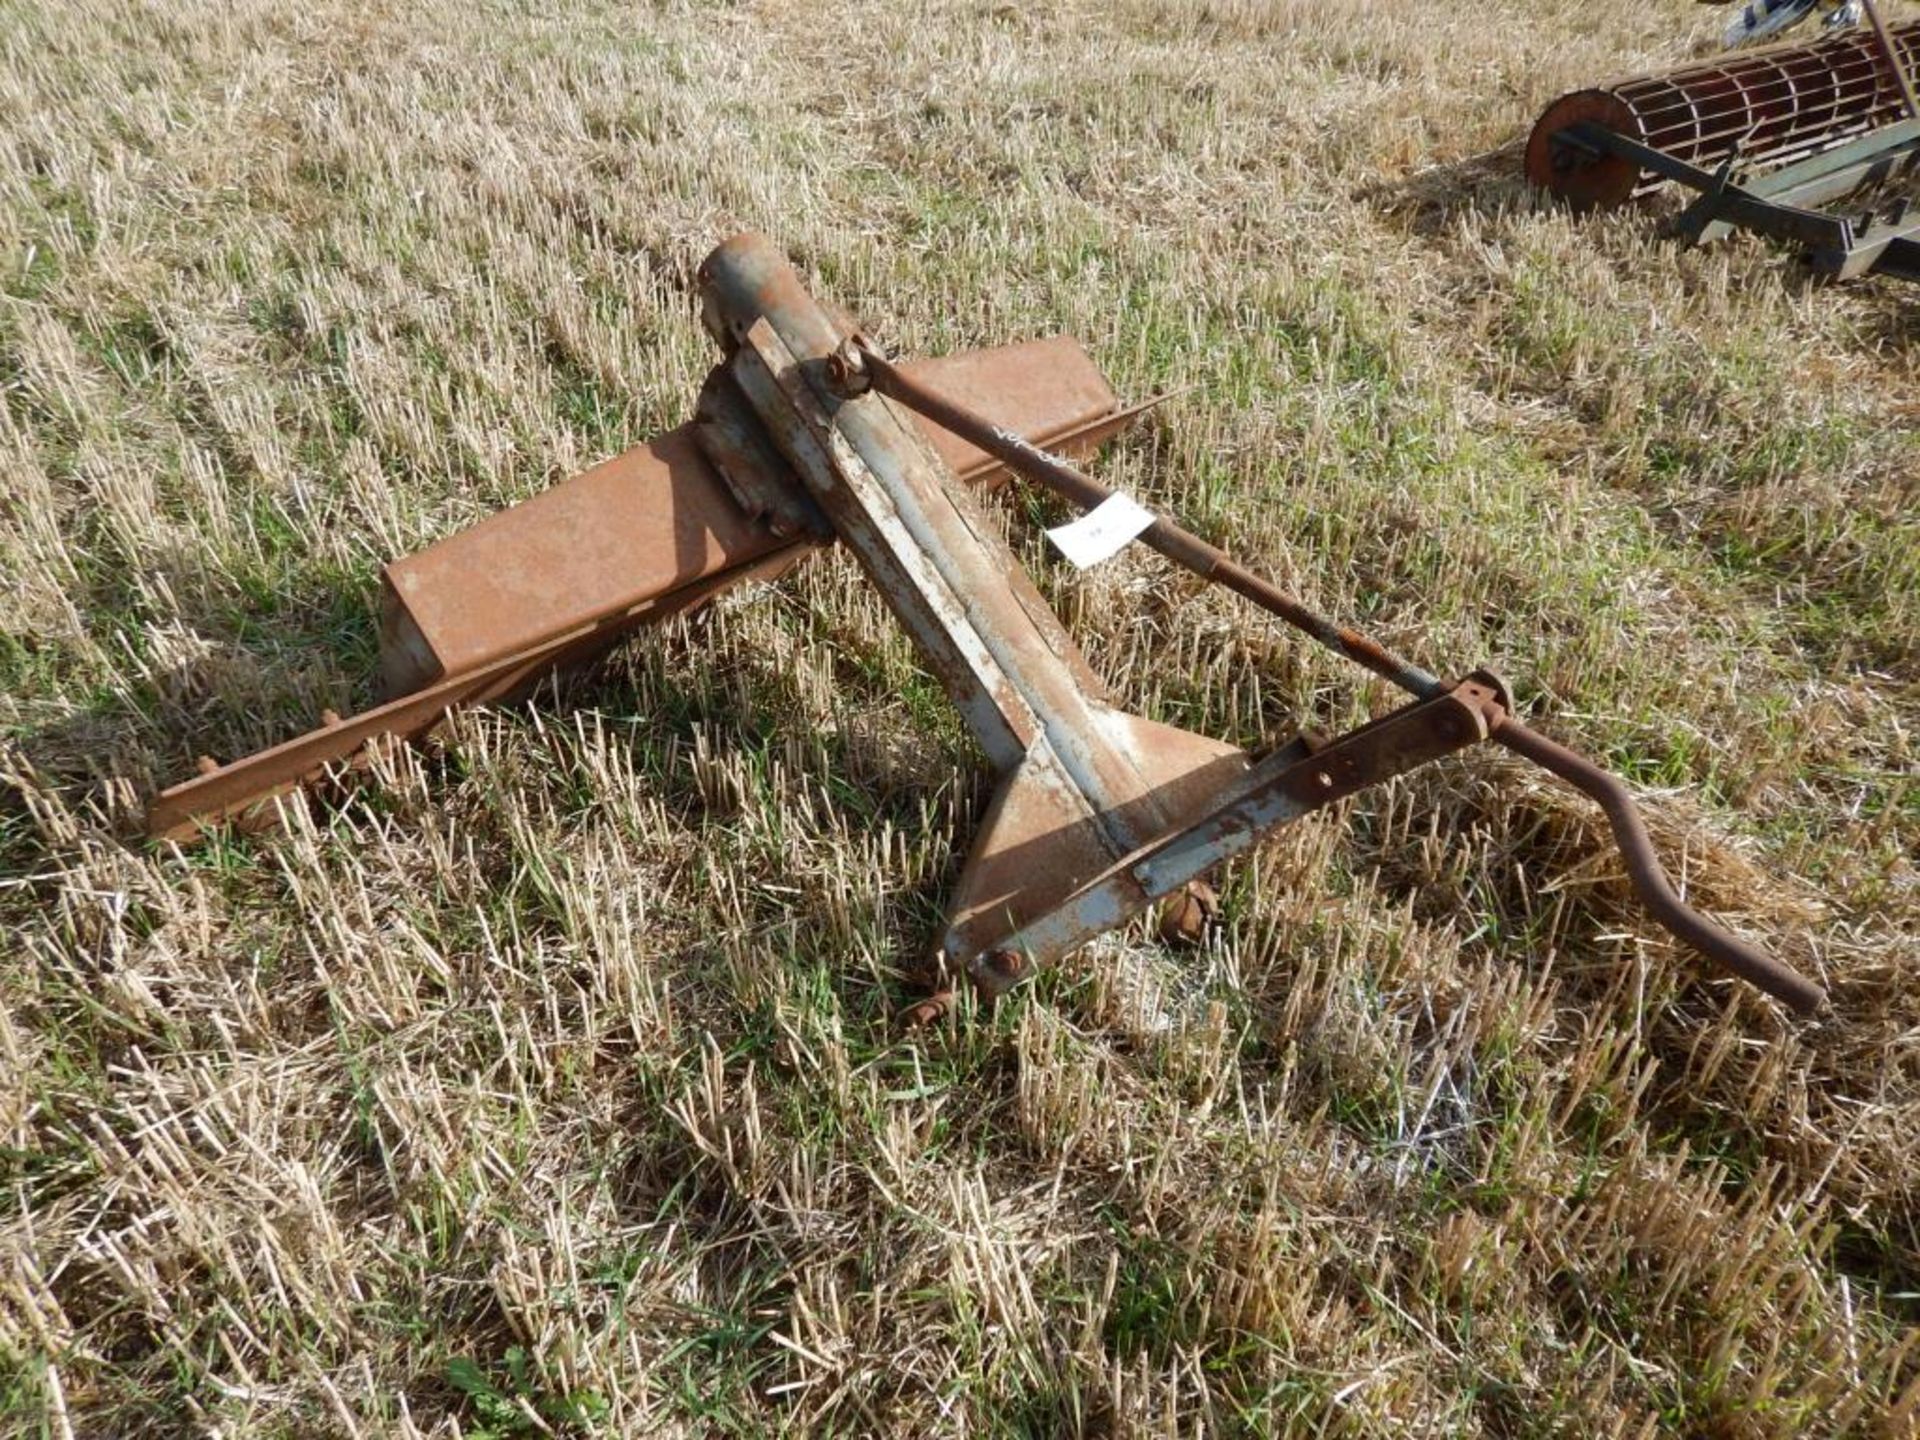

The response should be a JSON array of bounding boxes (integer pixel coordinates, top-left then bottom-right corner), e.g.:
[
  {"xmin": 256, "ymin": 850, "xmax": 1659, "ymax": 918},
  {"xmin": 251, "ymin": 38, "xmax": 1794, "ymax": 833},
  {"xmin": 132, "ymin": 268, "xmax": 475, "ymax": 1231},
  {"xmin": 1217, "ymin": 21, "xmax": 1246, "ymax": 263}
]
[{"xmin": 962, "ymin": 678, "xmax": 1507, "ymax": 998}]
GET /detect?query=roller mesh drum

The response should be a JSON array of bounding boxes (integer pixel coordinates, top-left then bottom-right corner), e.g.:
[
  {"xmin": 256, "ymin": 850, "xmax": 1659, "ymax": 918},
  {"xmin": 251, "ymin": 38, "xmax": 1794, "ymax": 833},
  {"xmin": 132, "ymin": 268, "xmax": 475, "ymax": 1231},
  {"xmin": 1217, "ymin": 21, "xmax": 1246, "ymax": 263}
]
[{"xmin": 1528, "ymin": 19, "xmax": 1920, "ymax": 207}]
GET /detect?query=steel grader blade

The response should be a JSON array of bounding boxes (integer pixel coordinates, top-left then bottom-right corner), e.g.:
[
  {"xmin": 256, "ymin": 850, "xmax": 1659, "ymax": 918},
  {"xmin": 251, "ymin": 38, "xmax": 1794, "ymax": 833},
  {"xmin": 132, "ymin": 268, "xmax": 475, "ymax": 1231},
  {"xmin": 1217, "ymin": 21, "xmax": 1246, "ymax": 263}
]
[{"xmin": 148, "ymin": 339, "xmax": 1143, "ymax": 842}]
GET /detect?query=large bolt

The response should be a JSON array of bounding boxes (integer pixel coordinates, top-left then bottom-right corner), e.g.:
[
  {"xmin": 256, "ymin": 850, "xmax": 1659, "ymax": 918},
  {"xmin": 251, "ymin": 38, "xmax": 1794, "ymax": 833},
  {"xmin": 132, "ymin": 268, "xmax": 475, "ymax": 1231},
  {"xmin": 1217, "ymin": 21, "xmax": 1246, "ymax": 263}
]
[
  {"xmin": 984, "ymin": 948, "xmax": 1026, "ymax": 982},
  {"xmin": 902, "ymin": 992, "xmax": 953, "ymax": 1028},
  {"xmin": 824, "ymin": 339, "xmax": 869, "ymax": 395},
  {"xmin": 1157, "ymin": 881, "xmax": 1217, "ymax": 946}
]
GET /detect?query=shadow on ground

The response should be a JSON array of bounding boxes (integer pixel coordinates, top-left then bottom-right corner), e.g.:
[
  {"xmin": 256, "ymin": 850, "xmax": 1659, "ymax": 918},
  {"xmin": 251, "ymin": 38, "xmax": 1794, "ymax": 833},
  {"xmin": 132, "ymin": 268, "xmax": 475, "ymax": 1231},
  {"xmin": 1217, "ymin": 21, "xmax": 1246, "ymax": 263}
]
[{"xmin": 1357, "ymin": 139, "xmax": 1539, "ymax": 236}]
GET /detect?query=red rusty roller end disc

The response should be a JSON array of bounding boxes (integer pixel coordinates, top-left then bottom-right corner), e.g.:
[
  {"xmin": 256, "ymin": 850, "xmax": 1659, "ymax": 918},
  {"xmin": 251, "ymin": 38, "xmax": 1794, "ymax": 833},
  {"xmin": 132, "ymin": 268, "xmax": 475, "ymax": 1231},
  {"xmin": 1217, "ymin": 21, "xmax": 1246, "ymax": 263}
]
[{"xmin": 1525, "ymin": 89, "xmax": 1644, "ymax": 210}]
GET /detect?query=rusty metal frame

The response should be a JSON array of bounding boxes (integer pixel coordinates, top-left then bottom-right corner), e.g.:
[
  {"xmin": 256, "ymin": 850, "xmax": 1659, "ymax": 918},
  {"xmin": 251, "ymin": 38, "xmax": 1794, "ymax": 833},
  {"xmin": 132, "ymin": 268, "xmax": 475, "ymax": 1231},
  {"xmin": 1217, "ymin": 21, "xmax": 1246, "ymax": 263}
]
[
  {"xmin": 1557, "ymin": 117, "xmax": 1920, "ymax": 280},
  {"xmin": 148, "ymin": 233, "xmax": 1827, "ymax": 1023},
  {"xmin": 697, "ymin": 237, "xmax": 1261, "ymax": 1008}
]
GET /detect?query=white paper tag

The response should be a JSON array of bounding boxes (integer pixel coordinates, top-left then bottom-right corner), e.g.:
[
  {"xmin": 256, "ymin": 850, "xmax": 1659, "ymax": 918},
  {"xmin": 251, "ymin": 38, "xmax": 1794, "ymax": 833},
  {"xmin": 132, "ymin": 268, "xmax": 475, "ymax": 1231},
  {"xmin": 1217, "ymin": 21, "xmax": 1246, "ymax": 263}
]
[{"xmin": 1044, "ymin": 492, "xmax": 1156, "ymax": 569}]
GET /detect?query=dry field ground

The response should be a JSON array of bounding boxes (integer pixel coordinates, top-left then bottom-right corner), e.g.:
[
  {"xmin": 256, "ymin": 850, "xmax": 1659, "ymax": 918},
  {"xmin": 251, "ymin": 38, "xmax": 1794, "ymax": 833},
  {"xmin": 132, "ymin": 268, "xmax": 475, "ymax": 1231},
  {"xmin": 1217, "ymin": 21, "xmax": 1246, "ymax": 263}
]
[{"xmin": 2, "ymin": 0, "xmax": 1918, "ymax": 1434}]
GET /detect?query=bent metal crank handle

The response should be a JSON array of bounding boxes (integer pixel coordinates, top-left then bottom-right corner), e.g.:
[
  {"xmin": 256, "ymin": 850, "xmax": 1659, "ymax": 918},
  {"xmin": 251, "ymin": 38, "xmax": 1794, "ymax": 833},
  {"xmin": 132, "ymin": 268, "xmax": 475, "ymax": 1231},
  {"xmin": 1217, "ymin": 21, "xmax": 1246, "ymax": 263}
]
[
  {"xmin": 842, "ymin": 340, "xmax": 1827, "ymax": 1016},
  {"xmin": 1488, "ymin": 721, "xmax": 1822, "ymax": 1012}
]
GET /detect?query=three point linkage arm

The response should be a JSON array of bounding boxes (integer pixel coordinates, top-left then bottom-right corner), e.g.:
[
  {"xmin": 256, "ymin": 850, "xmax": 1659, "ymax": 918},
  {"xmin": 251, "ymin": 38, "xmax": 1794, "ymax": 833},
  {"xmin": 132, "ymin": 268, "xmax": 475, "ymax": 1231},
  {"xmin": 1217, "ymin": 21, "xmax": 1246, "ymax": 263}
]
[{"xmin": 838, "ymin": 339, "xmax": 1827, "ymax": 1016}]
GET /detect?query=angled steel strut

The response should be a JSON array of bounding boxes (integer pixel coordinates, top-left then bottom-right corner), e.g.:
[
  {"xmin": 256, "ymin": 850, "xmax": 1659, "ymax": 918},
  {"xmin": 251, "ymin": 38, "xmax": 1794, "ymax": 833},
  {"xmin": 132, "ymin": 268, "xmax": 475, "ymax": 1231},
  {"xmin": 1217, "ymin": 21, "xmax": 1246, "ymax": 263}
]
[{"xmin": 149, "ymin": 233, "xmax": 1826, "ymax": 1021}]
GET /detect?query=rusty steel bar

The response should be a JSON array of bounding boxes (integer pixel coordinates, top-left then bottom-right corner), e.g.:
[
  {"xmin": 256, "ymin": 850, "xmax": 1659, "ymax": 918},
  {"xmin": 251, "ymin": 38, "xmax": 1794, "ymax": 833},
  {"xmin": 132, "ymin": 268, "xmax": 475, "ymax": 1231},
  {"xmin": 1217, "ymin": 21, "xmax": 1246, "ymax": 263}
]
[
  {"xmin": 1529, "ymin": 17, "xmax": 1920, "ymax": 207},
  {"xmin": 854, "ymin": 341, "xmax": 1827, "ymax": 1015},
  {"xmin": 1493, "ymin": 721, "xmax": 1824, "ymax": 1013},
  {"xmin": 148, "ymin": 543, "xmax": 813, "ymax": 842}
]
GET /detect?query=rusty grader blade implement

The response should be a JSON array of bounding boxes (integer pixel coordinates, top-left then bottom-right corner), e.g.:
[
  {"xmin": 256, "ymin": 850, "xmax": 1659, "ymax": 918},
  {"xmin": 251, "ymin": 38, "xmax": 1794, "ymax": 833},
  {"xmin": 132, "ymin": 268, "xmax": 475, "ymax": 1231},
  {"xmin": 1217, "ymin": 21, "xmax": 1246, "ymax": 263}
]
[
  {"xmin": 1528, "ymin": 0, "xmax": 1920, "ymax": 281},
  {"xmin": 150, "ymin": 234, "xmax": 1827, "ymax": 1019}
]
